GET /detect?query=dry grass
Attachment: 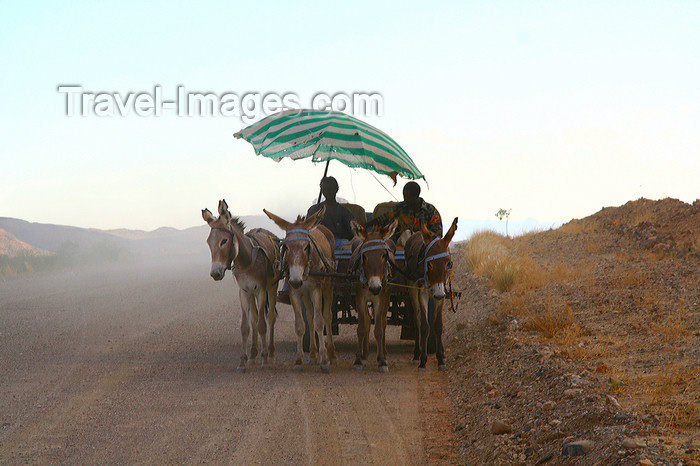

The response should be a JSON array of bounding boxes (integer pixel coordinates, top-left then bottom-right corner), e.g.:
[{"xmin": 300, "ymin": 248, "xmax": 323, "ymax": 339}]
[
  {"xmin": 638, "ymin": 363, "xmax": 700, "ymax": 429},
  {"xmin": 474, "ymin": 201, "xmax": 700, "ymax": 458},
  {"xmin": 523, "ymin": 302, "xmax": 577, "ymax": 338},
  {"xmin": 500, "ymin": 294, "xmax": 581, "ymax": 340},
  {"xmin": 615, "ymin": 268, "xmax": 648, "ymax": 288},
  {"xmin": 649, "ymin": 308, "xmax": 692, "ymax": 343},
  {"xmin": 557, "ymin": 219, "xmax": 591, "ymax": 235},
  {"xmin": 463, "ymin": 231, "xmax": 547, "ymax": 292},
  {"xmin": 514, "ymin": 256, "xmax": 548, "ymax": 290}
]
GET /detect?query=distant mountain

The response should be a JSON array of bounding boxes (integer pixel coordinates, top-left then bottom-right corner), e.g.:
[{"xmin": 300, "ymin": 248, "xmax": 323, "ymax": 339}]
[
  {"xmin": 0, "ymin": 215, "xmax": 562, "ymax": 258},
  {"xmin": 0, "ymin": 216, "xmax": 286, "ymax": 259},
  {"xmin": 94, "ymin": 227, "xmax": 181, "ymax": 240},
  {"xmin": 0, "ymin": 227, "xmax": 51, "ymax": 257},
  {"xmin": 0, "ymin": 217, "xmax": 128, "ymax": 253}
]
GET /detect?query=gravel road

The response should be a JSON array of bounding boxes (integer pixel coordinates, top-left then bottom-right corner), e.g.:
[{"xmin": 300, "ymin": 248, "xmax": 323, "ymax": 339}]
[{"xmin": 0, "ymin": 256, "xmax": 455, "ymax": 464}]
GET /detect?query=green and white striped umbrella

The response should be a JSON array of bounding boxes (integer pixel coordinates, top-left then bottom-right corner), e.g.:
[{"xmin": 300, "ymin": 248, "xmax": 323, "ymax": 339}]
[{"xmin": 233, "ymin": 109, "xmax": 424, "ymax": 182}]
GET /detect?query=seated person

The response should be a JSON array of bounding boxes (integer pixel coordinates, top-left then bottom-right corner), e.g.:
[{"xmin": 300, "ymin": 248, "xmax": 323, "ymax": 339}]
[
  {"xmin": 368, "ymin": 181, "xmax": 442, "ymax": 242},
  {"xmin": 306, "ymin": 176, "xmax": 356, "ymax": 249}
]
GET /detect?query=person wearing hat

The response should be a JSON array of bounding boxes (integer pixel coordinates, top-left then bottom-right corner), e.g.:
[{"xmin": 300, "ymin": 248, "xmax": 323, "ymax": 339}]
[{"xmin": 369, "ymin": 181, "xmax": 442, "ymax": 241}]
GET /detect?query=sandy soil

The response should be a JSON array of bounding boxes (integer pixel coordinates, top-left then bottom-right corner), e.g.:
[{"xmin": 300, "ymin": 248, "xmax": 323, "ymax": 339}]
[{"xmin": 0, "ymin": 256, "xmax": 456, "ymax": 464}]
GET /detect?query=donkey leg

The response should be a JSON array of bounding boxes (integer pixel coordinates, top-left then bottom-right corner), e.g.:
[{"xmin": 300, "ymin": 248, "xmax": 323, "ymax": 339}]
[
  {"xmin": 238, "ymin": 289, "xmax": 251, "ymax": 372},
  {"xmin": 433, "ymin": 298, "xmax": 446, "ymax": 370},
  {"xmin": 256, "ymin": 289, "xmax": 269, "ymax": 368},
  {"xmin": 362, "ymin": 301, "xmax": 371, "ymax": 361},
  {"xmin": 322, "ymin": 282, "xmax": 337, "ymax": 365},
  {"xmin": 289, "ymin": 291, "xmax": 305, "ymax": 371},
  {"xmin": 354, "ymin": 290, "xmax": 368, "ymax": 369},
  {"xmin": 418, "ymin": 291, "xmax": 430, "ymax": 370},
  {"xmin": 267, "ymin": 285, "xmax": 278, "ymax": 361},
  {"xmin": 409, "ymin": 288, "xmax": 422, "ymax": 364},
  {"xmin": 374, "ymin": 293, "xmax": 389, "ymax": 373},
  {"xmin": 312, "ymin": 288, "xmax": 330, "ymax": 372},
  {"xmin": 247, "ymin": 294, "xmax": 259, "ymax": 361},
  {"xmin": 302, "ymin": 294, "xmax": 318, "ymax": 364}
]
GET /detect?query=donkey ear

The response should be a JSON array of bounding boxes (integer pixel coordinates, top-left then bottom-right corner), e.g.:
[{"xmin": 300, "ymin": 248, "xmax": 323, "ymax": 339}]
[
  {"xmin": 263, "ymin": 209, "xmax": 292, "ymax": 231},
  {"xmin": 202, "ymin": 208, "xmax": 215, "ymax": 224},
  {"xmin": 217, "ymin": 199, "xmax": 228, "ymax": 216},
  {"xmin": 350, "ymin": 219, "xmax": 367, "ymax": 240},
  {"xmin": 303, "ymin": 205, "xmax": 325, "ymax": 230},
  {"xmin": 442, "ymin": 217, "xmax": 458, "ymax": 245},
  {"xmin": 419, "ymin": 221, "xmax": 433, "ymax": 244},
  {"xmin": 382, "ymin": 219, "xmax": 399, "ymax": 240}
]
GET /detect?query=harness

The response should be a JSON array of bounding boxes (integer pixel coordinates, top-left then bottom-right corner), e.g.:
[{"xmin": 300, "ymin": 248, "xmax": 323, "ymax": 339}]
[
  {"xmin": 391, "ymin": 236, "xmax": 453, "ymax": 284},
  {"xmin": 211, "ymin": 226, "xmax": 260, "ymax": 273},
  {"xmin": 350, "ymin": 239, "xmax": 392, "ymax": 286},
  {"xmin": 423, "ymin": 237, "xmax": 451, "ymax": 278},
  {"xmin": 279, "ymin": 228, "xmax": 334, "ymax": 278}
]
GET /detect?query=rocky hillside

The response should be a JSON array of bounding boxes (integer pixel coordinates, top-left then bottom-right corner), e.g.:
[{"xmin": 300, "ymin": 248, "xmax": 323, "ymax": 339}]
[
  {"xmin": 446, "ymin": 198, "xmax": 699, "ymax": 465},
  {"xmin": 0, "ymin": 228, "xmax": 49, "ymax": 257}
]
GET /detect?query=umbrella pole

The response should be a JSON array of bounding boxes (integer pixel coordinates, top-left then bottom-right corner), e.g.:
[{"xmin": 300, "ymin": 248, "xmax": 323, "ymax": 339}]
[{"xmin": 316, "ymin": 159, "xmax": 330, "ymax": 204}]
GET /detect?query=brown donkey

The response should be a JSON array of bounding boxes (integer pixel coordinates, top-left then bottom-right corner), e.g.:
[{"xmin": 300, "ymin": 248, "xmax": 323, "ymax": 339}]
[
  {"xmin": 202, "ymin": 200, "xmax": 281, "ymax": 372},
  {"xmin": 264, "ymin": 207, "xmax": 337, "ymax": 372},
  {"xmin": 349, "ymin": 220, "xmax": 398, "ymax": 372},
  {"xmin": 404, "ymin": 218, "xmax": 458, "ymax": 370}
]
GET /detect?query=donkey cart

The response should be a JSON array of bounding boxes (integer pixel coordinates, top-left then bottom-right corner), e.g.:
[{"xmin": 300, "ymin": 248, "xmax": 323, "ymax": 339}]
[{"xmin": 235, "ymin": 110, "xmax": 458, "ymax": 370}]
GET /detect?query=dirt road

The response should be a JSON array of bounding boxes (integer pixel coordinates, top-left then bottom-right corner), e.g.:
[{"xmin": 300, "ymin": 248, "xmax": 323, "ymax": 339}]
[{"xmin": 0, "ymin": 256, "xmax": 455, "ymax": 464}]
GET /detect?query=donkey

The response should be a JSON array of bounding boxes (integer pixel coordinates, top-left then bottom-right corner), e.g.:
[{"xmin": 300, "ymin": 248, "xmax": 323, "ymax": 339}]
[
  {"xmin": 349, "ymin": 220, "xmax": 398, "ymax": 372},
  {"xmin": 263, "ymin": 207, "xmax": 337, "ymax": 372},
  {"xmin": 404, "ymin": 218, "xmax": 458, "ymax": 370},
  {"xmin": 202, "ymin": 200, "xmax": 281, "ymax": 372}
]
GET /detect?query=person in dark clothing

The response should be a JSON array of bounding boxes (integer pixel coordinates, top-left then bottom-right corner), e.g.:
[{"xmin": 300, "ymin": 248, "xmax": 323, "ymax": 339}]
[
  {"xmin": 369, "ymin": 181, "xmax": 443, "ymax": 242},
  {"xmin": 306, "ymin": 176, "xmax": 356, "ymax": 246}
]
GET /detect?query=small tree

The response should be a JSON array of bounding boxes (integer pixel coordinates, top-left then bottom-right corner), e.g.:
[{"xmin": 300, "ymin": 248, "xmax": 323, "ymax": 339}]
[{"xmin": 495, "ymin": 208, "xmax": 512, "ymax": 237}]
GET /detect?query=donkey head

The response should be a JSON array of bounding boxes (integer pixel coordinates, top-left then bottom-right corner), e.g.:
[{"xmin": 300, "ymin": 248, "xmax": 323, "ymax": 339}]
[
  {"xmin": 202, "ymin": 199, "xmax": 240, "ymax": 281},
  {"xmin": 351, "ymin": 219, "xmax": 398, "ymax": 295},
  {"xmin": 264, "ymin": 206, "xmax": 326, "ymax": 289},
  {"xmin": 420, "ymin": 217, "xmax": 458, "ymax": 299}
]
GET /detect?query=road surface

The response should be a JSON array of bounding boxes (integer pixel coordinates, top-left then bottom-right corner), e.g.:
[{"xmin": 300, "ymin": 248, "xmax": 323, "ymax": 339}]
[{"xmin": 0, "ymin": 256, "xmax": 455, "ymax": 464}]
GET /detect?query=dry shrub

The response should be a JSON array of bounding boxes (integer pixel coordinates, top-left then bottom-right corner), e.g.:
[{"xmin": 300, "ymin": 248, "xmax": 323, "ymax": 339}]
[
  {"xmin": 500, "ymin": 294, "xmax": 529, "ymax": 317},
  {"xmin": 514, "ymin": 256, "xmax": 547, "ymax": 290},
  {"xmin": 549, "ymin": 262, "xmax": 574, "ymax": 283},
  {"xmin": 463, "ymin": 231, "xmax": 546, "ymax": 292},
  {"xmin": 463, "ymin": 231, "xmax": 516, "ymax": 291},
  {"xmin": 489, "ymin": 260, "xmax": 517, "ymax": 292},
  {"xmin": 522, "ymin": 302, "xmax": 576, "ymax": 339},
  {"xmin": 463, "ymin": 231, "xmax": 510, "ymax": 274}
]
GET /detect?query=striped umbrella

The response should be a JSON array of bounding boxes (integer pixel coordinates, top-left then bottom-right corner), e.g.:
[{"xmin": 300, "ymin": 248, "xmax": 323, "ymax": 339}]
[{"xmin": 233, "ymin": 109, "xmax": 424, "ymax": 183}]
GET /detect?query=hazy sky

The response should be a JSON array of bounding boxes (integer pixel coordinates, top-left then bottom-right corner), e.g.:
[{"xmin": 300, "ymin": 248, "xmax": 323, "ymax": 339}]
[{"xmin": 1, "ymin": 1, "xmax": 698, "ymax": 234}]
